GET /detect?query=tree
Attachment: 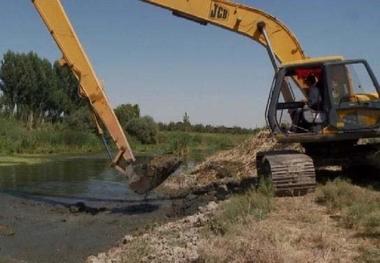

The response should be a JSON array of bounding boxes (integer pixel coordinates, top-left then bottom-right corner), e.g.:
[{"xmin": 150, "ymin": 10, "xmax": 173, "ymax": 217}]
[
  {"xmin": 183, "ymin": 112, "xmax": 190, "ymax": 125},
  {"xmin": 114, "ymin": 104, "xmax": 140, "ymax": 126},
  {"xmin": 64, "ymin": 106, "xmax": 95, "ymax": 131},
  {"xmin": 0, "ymin": 50, "xmax": 83, "ymax": 127},
  {"xmin": 126, "ymin": 115, "xmax": 158, "ymax": 144},
  {"xmin": 182, "ymin": 112, "xmax": 191, "ymax": 132},
  {"xmin": 53, "ymin": 61, "xmax": 83, "ymax": 117}
]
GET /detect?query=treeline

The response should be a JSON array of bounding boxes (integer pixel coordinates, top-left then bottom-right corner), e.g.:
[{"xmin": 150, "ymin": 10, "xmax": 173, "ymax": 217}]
[
  {"xmin": 114, "ymin": 105, "xmax": 257, "ymax": 146},
  {"xmin": 158, "ymin": 121, "xmax": 257, "ymax": 135},
  {"xmin": 0, "ymin": 50, "xmax": 93, "ymax": 130},
  {"xmin": 0, "ymin": 51, "xmax": 256, "ymax": 148},
  {"xmin": 157, "ymin": 112, "xmax": 257, "ymax": 135}
]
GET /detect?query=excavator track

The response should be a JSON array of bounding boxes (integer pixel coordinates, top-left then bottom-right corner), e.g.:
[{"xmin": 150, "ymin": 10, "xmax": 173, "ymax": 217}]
[{"xmin": 257, "ymin": 151, "xmax": 316, "ymax": 196}]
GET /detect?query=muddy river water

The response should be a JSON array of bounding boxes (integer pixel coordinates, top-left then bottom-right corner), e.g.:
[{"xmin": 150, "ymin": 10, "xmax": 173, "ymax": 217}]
[{"xmin": 0, "ymin": 154, "xmax": 184, "ymax": 263}]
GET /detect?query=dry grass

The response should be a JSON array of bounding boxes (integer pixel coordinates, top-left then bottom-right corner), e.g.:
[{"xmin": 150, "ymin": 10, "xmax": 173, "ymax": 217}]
[
  {"xmin": 119, "ymin": 239, "xmax": 153, "ymax": 263},
  {"xmin": 316, "ymin": 179, "xmax": 380, "ymax": 236},
  {"xmin": 89, "ymin": 182, "xmax": 380, "ymax": 263},
  {"xmin": 316, "ymin": 179, "xmax": 380, "ymax": 262},
  {"xmin": 199, "ymin": 191, "xmax": 373, "ymax": 263}
]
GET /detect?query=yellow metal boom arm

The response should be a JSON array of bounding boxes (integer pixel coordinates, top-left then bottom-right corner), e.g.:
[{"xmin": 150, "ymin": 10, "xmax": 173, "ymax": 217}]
[
  {"xmin": 32, "ymin": 0, "xmax": 135, "ymax": 172},
  {"xmin": 142, "ymin": 0, "xmax": 306, "ymax": 64}
]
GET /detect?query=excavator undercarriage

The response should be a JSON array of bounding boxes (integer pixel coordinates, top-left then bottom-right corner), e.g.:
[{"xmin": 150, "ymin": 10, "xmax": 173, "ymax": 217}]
[
  {"xmin": 257, "ymin": 151, "xmax": 316, "ymax": 196},
  {"xmin": 257, "ymin": 141, "xmax": 380, "ymax": 195}
]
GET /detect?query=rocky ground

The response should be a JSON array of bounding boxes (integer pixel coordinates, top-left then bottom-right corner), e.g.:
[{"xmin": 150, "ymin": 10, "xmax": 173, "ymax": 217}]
[{"xmin": 87, "ymin": 131, "xmax": 380, "ymax": 263}]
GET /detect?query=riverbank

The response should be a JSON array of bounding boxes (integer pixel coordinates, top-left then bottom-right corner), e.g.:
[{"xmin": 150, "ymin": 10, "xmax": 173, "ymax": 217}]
[
  {"xmin": 88, "ymin": 184, "xmax": 379, "ymax": 263},
  {"xmin": 0, "ymin": 117, "xmax": 102, "ymax": 155},
  {"xmin": 0, "ymin": 189, "xmax": 180, "ymax": 263},
  {"xmin": 0, "ymin": 154, "xmax": 213, "ymax": 263},
  {"xmin": 88, "ymin": 131, "xmax": 380, "ymax": 263},
  {"xmin": 0, "ymin": 117, "xmax": 251, "ymax": 163}
]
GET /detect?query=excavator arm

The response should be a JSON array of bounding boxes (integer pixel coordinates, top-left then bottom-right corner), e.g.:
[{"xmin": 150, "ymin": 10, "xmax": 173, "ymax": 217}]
[
  {"xmin": 142, "ymin": 0, "xmax": 306, "ymax": 64},
  {"xmin": 32, "ymin": 0, "xmax": 135, "ymax": 172},
  {"xmin": 32, "ymin": 0, "xmax": 184, "ymax": 194}
]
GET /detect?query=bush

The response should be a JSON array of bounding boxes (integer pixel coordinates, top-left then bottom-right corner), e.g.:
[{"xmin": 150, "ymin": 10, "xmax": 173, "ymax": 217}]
[{"xmin": 126, "ymin": 116, "xmax": 158, "ymax": 144}]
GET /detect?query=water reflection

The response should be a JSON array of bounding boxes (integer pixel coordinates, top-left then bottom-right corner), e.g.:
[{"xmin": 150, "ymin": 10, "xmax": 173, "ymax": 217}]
[{"xmin": 0, "ymin": 155, "xmax": 143, "ymax": 200}]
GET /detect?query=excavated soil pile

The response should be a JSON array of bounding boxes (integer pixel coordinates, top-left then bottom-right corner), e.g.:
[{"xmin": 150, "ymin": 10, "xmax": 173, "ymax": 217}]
[{"xmin": 160, "ymin": 130, "xmax": 299, "ymax": 194}]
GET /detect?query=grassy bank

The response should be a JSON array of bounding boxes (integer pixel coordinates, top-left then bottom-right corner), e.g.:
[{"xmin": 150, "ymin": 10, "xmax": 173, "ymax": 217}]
[
  {"xmin": 0, "ymin": 117, "xmax": 252, "ymax": 164},
  {"xmin": 132, "ymin": 131, "xmax": 252, "ymax": 161},
  {"xmin": 0, "ymin": 117, "xmax": 102, "ymax": 155},
  {"xmin": 199, "ymin": 180, "xmax": 380, "ymax": 262},
  {"xmin": 316, "ymin": 179, "xmax": 380, "ymax": 262}
]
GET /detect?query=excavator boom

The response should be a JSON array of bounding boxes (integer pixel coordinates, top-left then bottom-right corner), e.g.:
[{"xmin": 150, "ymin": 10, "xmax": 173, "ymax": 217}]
[
  {"xmin": 32, "ymin": 0, "xmax": 135, "ymax": 168},
  {"xmin": 142, "ymin": 0, "xmax": 306, "ymax": 64}
]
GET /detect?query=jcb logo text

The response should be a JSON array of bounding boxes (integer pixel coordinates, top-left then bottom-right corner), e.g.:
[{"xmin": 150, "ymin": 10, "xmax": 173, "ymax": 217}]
[{"xmin": 209, "ymin": 3, "xmax": 229, "ymax": 20}]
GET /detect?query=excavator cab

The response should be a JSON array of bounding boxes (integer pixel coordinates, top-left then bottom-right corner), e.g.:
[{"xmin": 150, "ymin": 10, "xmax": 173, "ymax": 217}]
[
  {"xmin": 258, "ymin": 58, "xmax": 380, "ymax": 196},
  {"xmin": 266, "ymin": 58, "xmax": 380, "ymax": 142}
]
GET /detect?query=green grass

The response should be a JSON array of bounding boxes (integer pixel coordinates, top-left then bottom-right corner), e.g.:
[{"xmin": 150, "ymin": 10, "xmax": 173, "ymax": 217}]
[
  {"xmin": 132, "ymin": 131, "xmax": 251, "ymax": 161},
  {"xmin": 316, "ymin": 179, "xmax": 380, "ymax": 235},
  {"xmin": 207, "ymin": 181, "xmax": 274, "ymax": 236},
  {"xmin": 0, "ymin": 117, "xmax": 102, "ymax": 155},
  {"xmin": 0, "ymin": 117, "xmax": 252, "ymax": 165},
  {"xmin": 200, "ymin": 182, "xmax": 275, "ymax": 262}
]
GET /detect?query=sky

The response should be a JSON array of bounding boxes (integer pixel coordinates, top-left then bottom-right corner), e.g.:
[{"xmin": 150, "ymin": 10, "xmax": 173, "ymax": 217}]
[{"xmin": 0, "ymin": 0, "xmax": 379, "ymax": 128}]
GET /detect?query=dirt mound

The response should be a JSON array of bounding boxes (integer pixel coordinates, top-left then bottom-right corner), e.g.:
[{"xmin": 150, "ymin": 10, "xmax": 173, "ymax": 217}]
[
  {"xmin": 192, "ymin": 130, "xmax": 277, "ymax": 180},
  {"xmin": 160, "ymin": 130, "xmax": 298, "ymax": 193}
]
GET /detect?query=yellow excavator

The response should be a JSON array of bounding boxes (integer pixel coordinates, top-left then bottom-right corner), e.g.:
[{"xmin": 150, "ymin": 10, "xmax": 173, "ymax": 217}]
[{"xmin": 31, "ymin": 0, "xmax": 380, "ymax": 195}]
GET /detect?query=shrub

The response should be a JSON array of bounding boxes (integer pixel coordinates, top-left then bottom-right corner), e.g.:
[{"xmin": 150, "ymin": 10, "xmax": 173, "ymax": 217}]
[{"xmin": 126, "ymin": 116, "xmax": 158, "ymax": 144}]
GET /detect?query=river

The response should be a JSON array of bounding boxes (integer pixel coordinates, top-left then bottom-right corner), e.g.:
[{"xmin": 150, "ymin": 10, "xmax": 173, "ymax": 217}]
[{"xmin": 0, "ymin": 154, "xmax": 184, "ymax": 263}]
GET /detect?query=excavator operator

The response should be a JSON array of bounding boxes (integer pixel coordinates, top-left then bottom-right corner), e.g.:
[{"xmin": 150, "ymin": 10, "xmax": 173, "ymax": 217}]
[
  {"xmin": 305, "ymin": 74, "xmax": 322, "ymax": 110},
  {"xmin": 303, "ymin": 73, "xmax": 326, "ymax": 130}
]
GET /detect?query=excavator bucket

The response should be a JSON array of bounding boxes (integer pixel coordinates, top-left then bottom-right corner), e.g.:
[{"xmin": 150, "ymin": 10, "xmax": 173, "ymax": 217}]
[{"xmin": 127, "ymin": 155, "xmax": 182, "ymax": 194}]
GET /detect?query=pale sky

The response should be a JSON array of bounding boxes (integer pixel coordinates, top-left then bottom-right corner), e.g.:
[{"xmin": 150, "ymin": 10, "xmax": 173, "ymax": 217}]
[{"xmin": 0, "ymin": 0, "xmax": 379, "ymax": 128}]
